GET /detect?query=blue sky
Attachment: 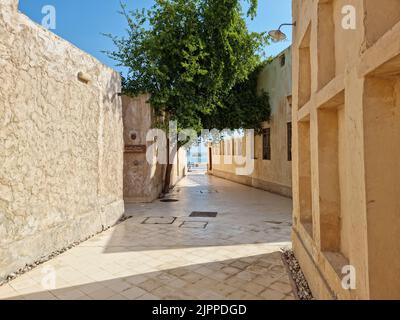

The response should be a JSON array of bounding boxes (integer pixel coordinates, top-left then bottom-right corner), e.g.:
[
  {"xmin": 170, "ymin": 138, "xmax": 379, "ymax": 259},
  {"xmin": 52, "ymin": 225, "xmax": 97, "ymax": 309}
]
[{"xmin": 19, "ymin": 0, "xmax": 292, "ymax": 73}]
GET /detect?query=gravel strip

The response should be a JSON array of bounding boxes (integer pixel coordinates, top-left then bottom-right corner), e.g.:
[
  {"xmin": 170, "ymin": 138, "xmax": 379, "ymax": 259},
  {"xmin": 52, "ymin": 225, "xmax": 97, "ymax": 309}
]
[{"xmin": 282, "ymin": 249, "xmax": 314, "ymax": 300}]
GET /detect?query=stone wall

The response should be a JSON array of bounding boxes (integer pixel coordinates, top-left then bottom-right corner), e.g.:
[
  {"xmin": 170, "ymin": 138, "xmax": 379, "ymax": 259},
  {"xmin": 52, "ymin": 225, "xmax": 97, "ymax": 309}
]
[
  {"xmin": 122, "ymin": 95, "xmax": 187, "ymax": 203},
  {"xmin": 0, "ymin": 1, "xmax": 124, "ymax": 279},
  {"xmin": 122, "ymin": 95, "xmax": 163, "ymax": 202},
  {"xmin": 208, "ymin": 47, "xmax": 292, "ymax": 198}
]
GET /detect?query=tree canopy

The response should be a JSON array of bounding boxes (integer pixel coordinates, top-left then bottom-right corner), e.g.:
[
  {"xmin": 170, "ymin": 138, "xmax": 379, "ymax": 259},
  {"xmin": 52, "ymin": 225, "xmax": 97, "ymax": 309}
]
[{"xmin": 105, "ymin": 0, "xmax": 270, "ymax": 133}]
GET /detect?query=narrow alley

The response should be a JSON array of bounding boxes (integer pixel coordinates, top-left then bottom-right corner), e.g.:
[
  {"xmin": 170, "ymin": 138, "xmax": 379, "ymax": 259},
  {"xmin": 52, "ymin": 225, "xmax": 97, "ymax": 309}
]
[{"xmin": 0, "ymin": 173, "xmax": 294, "ymax": 300}]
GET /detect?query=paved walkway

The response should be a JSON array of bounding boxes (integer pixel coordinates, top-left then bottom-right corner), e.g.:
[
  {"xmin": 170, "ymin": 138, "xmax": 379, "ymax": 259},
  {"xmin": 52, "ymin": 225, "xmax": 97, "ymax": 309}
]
[{"xmin": 0, "ymin": 173, "xmax": 294, "ymax": 300}]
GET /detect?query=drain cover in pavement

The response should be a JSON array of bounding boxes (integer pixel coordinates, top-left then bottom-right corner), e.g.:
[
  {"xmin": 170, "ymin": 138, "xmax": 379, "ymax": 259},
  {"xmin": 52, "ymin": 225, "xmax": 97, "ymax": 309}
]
[
  {"xmin": 142, "ymin": 217, "xmax": 176, "ymax": 224},
  {"xmin": 179, "ymin": 221, "xmax": 208, "ymax": 229},
  {"xmin": 189, "ymin": 211, "xmax": 218, "ymax": 218},
  {"xmin": 265, "ymin": 220, "xmax": 283, "ymax": 225},
  {"xmin": 160, "ymin": 199, "xmax": 179, "ymax": 203},
  {"xmin": 199, "ymin": 190, "xmax": 218, "ymax": 194}
]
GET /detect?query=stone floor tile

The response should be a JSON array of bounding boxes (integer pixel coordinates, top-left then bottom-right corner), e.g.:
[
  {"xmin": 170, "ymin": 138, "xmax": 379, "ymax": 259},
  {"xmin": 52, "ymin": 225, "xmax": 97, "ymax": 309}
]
[
  {"xmin": 151, "ymin": 285, "xmax": 176, "ymax": 298},
  {"xmin": 120, "ymin": 286, "xmax": 147, "ymax": 300},
  {"xmin": 23, "ymin": 291, "xmax": 58, "ymax": 300},
  {"xmin": 166, "ymin": 278, "xmax": 187, "ymax": 289},
  {"xmin": 103, "ymin": 279, "xmax": 132, "ymax": 293},
  {"xmin": 180, "ymin": 272, "xmax": 204, "ymax": 284},
  {"xmin": 235, "ymin": 271, "xmax": 258, "ymax": 282},
  {"xmin": 8, "ymin": 277, "xmax": 39, "ymax": 291},
  {"xmin": 211, "ymin": 283, "xmax": 237, "ymax": 296},
  {"xmin": 137, "ymin": 278, "xmax": 163, "ymax": 292},
  {"xmin": 241, "ymin": 282, "xmax": 266, "ymax": 295},
  {"xmin": 259, "ymin": 288, "xmax": 286, "ymax": 300},
  {"xmin": 78, "ymin": 282, "xmax": 106, "ymax": 295},
  {"xmin": 207, "ymin": 271, "xmax": 231, "ymax": 281},
  {"xmin": 269, "ymin": 281, "xmax": 293, "ymax": 294},
  {"xmin": 221, "ymin": 266, "xmax": 241, "ymax": 276},
  {"xmin": 87, "ymin": 287, "xmax": 118, "ymax": 300},
  {"xmin": 138, "ymin": 293, "xmax": 161, "ymax": 300},
  {"xmin": 107, "ymin": 294, "xmax": 129, "ymax": 300},
  {"xmin": 0, "ymin": 284, "xmax": 18, "ymax": 299},
  {"xmin": 51, "ymin": 288, "xmax": 86, "ymax": 300}
]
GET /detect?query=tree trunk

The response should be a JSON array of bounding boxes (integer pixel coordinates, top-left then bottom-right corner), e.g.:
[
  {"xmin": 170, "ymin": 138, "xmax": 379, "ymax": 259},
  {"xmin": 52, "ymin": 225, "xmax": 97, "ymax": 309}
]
[
  {"xmin": 163, "ymin": 163, "xmax": 173, "ymax": 194},
  {"xmin": 162, "ymin": 138, "xmax": 182, "ymax": 194},
  {"xmin": 163, "ymin": 137, "xmax": 172, "ymax": 194}
]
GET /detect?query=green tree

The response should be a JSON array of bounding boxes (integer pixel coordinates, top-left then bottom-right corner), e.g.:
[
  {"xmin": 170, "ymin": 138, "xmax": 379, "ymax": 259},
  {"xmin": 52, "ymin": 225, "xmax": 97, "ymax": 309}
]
[
  {"xmin": 105, "ymin": 0, "xmax": 269, "ymax": 193},
  {"xmin": 201, "ymin": 62, "xmax": 271, "ymax": 134}
]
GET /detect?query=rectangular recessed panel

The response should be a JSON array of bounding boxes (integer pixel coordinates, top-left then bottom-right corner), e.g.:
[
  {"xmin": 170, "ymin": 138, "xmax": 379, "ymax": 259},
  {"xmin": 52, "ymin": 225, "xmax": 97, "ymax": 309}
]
[
  {"xmin": 199, "ymin": 190, "xmax": 218, "ymax": 194},
  {"xmin": 142, "ymin": 217, "xmax": 176, "ymax": 224},
  {"xmin": 264, "ymin": 220, "xmax": 283, "ymax": 225},
  {"xmin": 189, "ymin": 211, "xmax": 218, "ymax": 218},
  {"xmin": 179, "ymin": 221, "xmax": 208, "ymax": 229}
]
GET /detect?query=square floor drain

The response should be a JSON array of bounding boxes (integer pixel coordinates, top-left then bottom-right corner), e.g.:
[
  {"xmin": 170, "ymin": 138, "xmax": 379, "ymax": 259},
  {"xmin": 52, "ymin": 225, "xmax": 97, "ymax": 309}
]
[
  {"xmin": 179, "ymin": 221, "xmax": 208, "ymax": 229},
  {"xmin": 142, "ymin": 217, "xmax": 176, "ymax": 224},
  {"xmin": 189, "ymin": 211, "xmax": 218, "ymax": 218},
  {"xmin": 264, "ymin": 220, "xmax": 283, "ymax": 225},
  {"xmin": 199, "ymin": 190, "xmax": 218, "ymax": 194}
]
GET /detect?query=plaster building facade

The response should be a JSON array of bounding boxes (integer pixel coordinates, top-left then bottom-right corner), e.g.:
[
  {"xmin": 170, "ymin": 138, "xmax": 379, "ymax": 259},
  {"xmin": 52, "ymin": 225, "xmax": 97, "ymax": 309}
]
[
  {"xmin": 0, "ymin": 0, "xmax": 124, "ymax": 280},
  {"xmin": 122, "ymin": 95, "xmax": 187, "ymax": 203},
  {"xmin": 208, "ymin": 47, "xmax": 293, "ymax": 198},
  {"xmin": 292, "ymin": 0, "xmax": 400, "ymax": 299}
]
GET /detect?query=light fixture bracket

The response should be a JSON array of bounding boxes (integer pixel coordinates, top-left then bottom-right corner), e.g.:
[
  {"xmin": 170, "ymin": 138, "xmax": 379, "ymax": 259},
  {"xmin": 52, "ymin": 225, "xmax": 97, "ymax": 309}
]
[{"xmin": 268, "ymin": 22, "xmax": 296, "ymax": 42}]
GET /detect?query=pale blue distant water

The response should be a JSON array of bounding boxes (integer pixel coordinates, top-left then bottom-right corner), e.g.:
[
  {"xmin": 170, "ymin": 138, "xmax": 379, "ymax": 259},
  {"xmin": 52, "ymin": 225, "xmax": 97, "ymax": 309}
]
[
  {"xmin": 187, "ymin": 144, "xmax": 208, "ymax": 164},
  {"xmin": 188, "ymin": 154, "xmax": 208, "ymax": 164}
]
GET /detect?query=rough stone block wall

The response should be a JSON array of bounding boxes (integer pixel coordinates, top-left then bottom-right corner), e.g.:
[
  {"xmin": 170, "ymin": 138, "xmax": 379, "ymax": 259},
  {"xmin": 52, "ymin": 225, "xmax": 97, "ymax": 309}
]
[{"xmin": 0, "ymin": 2, "xmax": 124, "ymax": 279}]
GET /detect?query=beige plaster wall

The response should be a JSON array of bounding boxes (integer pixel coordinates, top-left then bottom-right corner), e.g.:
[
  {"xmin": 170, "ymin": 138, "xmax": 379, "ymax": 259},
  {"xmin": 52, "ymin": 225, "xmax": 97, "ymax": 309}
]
[
  {"xmin": 122, "ymin": 95, "xmax": 187, "ymax": 203},
  {"xmin": 209, "ymin": 47, "xmax": 292, "ymax": 198},
  {"xmin": 170, "ymin": 147, "xmax": 187, "ymax": 187},
  {"xmin": 0, "ymin": 2, "xmax": 124, "ymax": 280},
  {"xmin": 292, "ymin": 0, "xmax": 400, "ymax": 299},
  {"xmin": 122, "ymin": 95, "xmax": 163, "ymax": 202}
]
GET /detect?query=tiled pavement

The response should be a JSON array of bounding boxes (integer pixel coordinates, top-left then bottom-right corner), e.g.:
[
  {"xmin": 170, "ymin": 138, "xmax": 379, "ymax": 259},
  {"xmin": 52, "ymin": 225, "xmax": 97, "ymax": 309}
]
[{"xmin": 0, "ymin": 172, "xmax": 294, "ymax": 300}]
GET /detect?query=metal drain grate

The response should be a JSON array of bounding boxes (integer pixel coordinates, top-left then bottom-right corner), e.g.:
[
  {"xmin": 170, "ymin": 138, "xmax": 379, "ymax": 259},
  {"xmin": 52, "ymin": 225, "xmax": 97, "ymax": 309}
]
[
  {"xmin": 142, "ymin": 217, "xmax": 177, "ymax": 224},
  {"xmin": 265, "ymin": 220, "xmax": 292, "ymax": 227},
  {"xmin": 189, "ymin": 211, "xmax": 218, "ymax": 218},
  {"xmin": 160, "ymin": 199, "xmax": 179, "ymax": 203},
  {"xmin": 264, "ymin": 220, "xmax": 282, "ymax": 225},
  {"xmin": 179, "ymin": 221, "xmax": 208, "ymax": 229},
  {"xmin": 199, "ymin": 190, "xmax": 218, "ymax": 194}
]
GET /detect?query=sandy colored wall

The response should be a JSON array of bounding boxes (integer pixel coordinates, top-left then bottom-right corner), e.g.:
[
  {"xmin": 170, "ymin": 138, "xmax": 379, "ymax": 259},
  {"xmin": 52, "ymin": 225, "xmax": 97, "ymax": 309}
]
[
  {"xmin": 209, "ymin": 47, "xmax": 292, "ymax": 198},
  {"xmin": 122, "ymin": 95, "xmax": 186, "ymax": 202},
  {"xmin": 122, "ymin": 95, "xmax": 163, "ymax": 202},
  {"xmin": 0, "ymin": 2, "xmax": 124, "ymax": 280},
  {"xmin": 170, "ymin": 147, "xmax": 187, "ymax": 187},
  {"xmin": 292, "ymin": 0, "xmax": 400, "ymax": 299}
]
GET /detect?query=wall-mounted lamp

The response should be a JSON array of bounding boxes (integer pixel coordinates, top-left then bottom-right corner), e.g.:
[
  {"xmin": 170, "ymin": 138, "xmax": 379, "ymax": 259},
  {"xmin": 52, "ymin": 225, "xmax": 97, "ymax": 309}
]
[
  {"xmin": 268, "ymin": 22, "xmax": 296, "ymax": 42},
  {"xmin": 77, "ymin": 72, "xmax": 91, "ymax": 84}
]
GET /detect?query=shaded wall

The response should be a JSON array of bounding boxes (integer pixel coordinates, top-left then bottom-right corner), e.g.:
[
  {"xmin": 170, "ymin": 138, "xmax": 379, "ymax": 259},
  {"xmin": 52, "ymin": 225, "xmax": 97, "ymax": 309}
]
[
  {"xmin": 122, "ymin": 95, "xmax": 187, "ymax": 202},
  {"xmin": 122, "ymin": 95, "xmax": 163, "ymax": 202},
  {"xmin": 0, "ymin": 1, "xmax": 124, "ymax": 279}
]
